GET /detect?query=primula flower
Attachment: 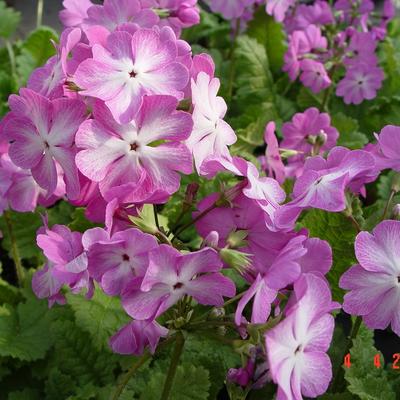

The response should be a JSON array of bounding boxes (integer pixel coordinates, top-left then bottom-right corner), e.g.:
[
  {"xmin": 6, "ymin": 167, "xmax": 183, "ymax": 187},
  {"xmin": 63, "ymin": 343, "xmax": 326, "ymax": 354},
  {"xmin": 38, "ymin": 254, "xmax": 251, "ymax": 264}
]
[
  {"xmin": 32, "ymin": 224, "xmax": 94, "ymax": 306},
  {"xmin": 373, "ymin": 125, "xmax": 400, "ymax": 172},
  {"xmin": 344, "ymin": 32, "xmax": 378, "ymax": 66},
  {"xmin": 84, "ymin": 0, "xmax": 159, "ymax": 32},
  {"xmin": 0, "ymin": 154, "xmax": 65, "ymax": 213},
  {"xmin": 187, "ymin": 71, "xmax": 237, "ymax": 174},
  {"xmin": 74, "ymin": 29, "xmax": 189, "ymax": 124},
  {"xmin": 4, "ymin": 89, "xmax": 87, "ymax": 199},
  {"xmin": 86, "ymin": 227, "xmax": 158, "ymax": 296},
  {"xmin": 275, "ymin": 147, "xmax": 376, "ymax": 230},
  {"xmin": 75, "ymin": 96, "xmax": 193, "ymax": 200},
  {"xmin": 209, "ymin": 0, "xmax": 254, "ymax": 20},
  {"xmin": 336, "ymin": 63, "xmax": 384, "ymax": 105},
  {"xmin": 340, "ymin": 220, "xmax": 400, "ymax": 336},
  {"xmin": 266, "ymin": 0, "xmax": 295, "ymax": 22},
  {"xmin": 259, "ymin": 121, "xmax": 286, "ymax": 184},
  {"xmin": 60, "ymin": 0, "xmax": 93, "ymax": 28},
  {"xmin": 28, "ymin": 27, "xmax": 82, "ymax": 99},
  {"xmin": 110, "ymin": 319, "xmax": 168, "ymax": 355},
  {"xmin": 122, "ymin": 245, "xmax": 236, "ymax": 320},
  {"xmin": 299, "ymin": 60, "xmax": 331, "ymax": 93},
  {"xmin": 281, "ymin": 107, "xmax": 338, "ymax": 160},
  {"xmin": 266, "ymin": 273, "xmax": 338, "ymax": 400}
]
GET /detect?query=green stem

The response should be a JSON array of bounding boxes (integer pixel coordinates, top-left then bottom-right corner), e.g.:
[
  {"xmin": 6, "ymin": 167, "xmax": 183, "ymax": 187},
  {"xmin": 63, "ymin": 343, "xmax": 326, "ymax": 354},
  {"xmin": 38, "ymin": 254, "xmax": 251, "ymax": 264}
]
[
  {"xmin": 112, "ymin": 353, "xmax": 152, "ymax": 400},
  {"xmin": 227, "ymin": 18, "xmax": 240, "ymax": 99},
  {"xmin": 153, "ymin": 205, "xmax": 160, "ymax": 230},
  {"xmin": 3, "ymin": 211, "xmax": 24, "ymax": 286},
  {"xmin": 382, "ymin": 189, "xmax": 396, "ymax": 221},
  {"xmin": 5, "ymin": 40, "xmax": 19, "ymax": 87},
  {"xmin": 160, "ymin": 331, "xmax": 185, "ymax": 400},
  {"xmin": 36, "ymin": 0, "xmax": 44, "ymax": 28},
  {"xmin": 332, "ymin": 316, "xmax": 362, "ymax": 392},
  {"xmin": 112, "ymin": 335, "xmax": 176, "ymax": 400},
  {"xmin": 171, "ymin": 203, "xmax": 217, "ymax": 242}
]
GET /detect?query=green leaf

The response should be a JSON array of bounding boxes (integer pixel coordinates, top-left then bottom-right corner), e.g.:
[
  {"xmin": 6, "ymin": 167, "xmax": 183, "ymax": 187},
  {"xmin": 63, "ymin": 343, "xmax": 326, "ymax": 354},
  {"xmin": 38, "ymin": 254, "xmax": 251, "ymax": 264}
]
[
  {"xmin": 0, "ymin": 297, "xmax": 52, "ymax": 361},
  {"xmin": 0, "ymin": 210, "xmax": 42, "ymax": 260},
  {"xmin": 296, "ymin": 86, "xmax": 322, "ymax": 109},
  {"xmin": 182, "ymin": 333, "xmax": 241, "ymax": 399},
  {"xmin": 301, "ymin": 209, "xmax": 357, "ymax": 302},
  {"xmin": 68, "ymin": 208, "xmax": 100, "ymax": 233},
  {"xmin": 8, "ymin": 388, "xmax": 41, "ymax": 400},
  {"xmin": 332, "ymin": 113, "xmax": 368, "ymax": 149},
  {"xmin": 141, "ymin": 363, "xmax": 210, "ymax": 400},
  {"xmin": 345, "ymin": 325, "xmax": 396, "ymax": 400},
  {"xmin": 0, "ymin": 1, "xmax": 21, "ymax": 38},
  {"xmin": 66, "ymin": 287, "xmax": 130, "ymax": 350},
  {"xmin": 50, "ymin": 319, "xmax": 117, "ymax": 386},
  {"xmin": 45, "ymin": 369, "xmax": 77, "ymax": 400},
  {"xmin": 247, "ymin": 7, "xmax": 287, "ymax": 75},
  {"xmin": 16, "ymin": 27, "xmax": 58, "ymax": 84}
]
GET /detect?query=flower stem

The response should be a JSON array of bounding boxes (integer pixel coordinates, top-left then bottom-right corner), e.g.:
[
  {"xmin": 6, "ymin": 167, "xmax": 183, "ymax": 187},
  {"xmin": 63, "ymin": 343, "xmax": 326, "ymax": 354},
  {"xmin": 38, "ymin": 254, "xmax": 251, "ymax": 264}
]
[
  {"xmin": 112, "ymin": 335, "xmax": 177, "ymax": 400},
  {"xmin": 112, "ymin": 352, "xmax": 152, "ymax": 400},
  {"xmin": 171, "ymin": 203, "xmax": 217, "ymax": 242},
  {"xmin": 153, "ymin": 205, "xmax": 160, "ymax": 230},
  {"xmin": 36, "ymin": 0, "xmax": 44, "ymax": 28},
  {"xmin": 3, "ymin": 211, "xmax": 24, "ymax": 286},
  {"xmin": 332, "ymin": 315, "xmax": 362, "ymax": 392},
  {"xmin": 160, "ymin": 331, "xmax": 185, "ymax": 400},
  {"xmin": 382, "ymin": 189, "xmax": 396, "ymax": 221},
  {"xmin": 5, "ymin": 40, "xmax": 19, "ymax": 88}
]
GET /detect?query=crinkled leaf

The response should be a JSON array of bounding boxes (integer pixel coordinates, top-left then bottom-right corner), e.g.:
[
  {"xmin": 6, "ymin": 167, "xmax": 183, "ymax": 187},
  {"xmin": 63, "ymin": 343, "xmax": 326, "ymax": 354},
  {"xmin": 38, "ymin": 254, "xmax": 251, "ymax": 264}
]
[
  {"xmin": 0, "ymin": 298, "xmax": 52, "ymax": 361},
  {"xmin": 66, "ymin": 287, "xmax": 130, "ymax": 350},
  {"xmin": 301, "ymin": 209, "xmax": 357, "ymax": 302},
  {"xmin": 0, "ymin": 1, "xmax": 21, "ymax": 38},
  {"xmin": 333, "ymin": 113, "xmax": 368, "ymax": 149}
]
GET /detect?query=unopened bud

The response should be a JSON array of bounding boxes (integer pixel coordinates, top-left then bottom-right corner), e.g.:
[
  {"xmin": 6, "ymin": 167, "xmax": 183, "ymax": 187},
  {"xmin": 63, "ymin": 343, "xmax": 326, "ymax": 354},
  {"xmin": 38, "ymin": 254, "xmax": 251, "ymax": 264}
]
[
  {"xmin": 227, "ymin": 230, "xmax": 248, "ymax": 249},
  {"xmin": 220, "ymin": 248, "xmax": 251, "ymax": 274},
  {"xmin": 391, "ymin": 173, "xmax": 400, "ymax": 193},
  {"xmin": 129, "ymin": 205, "xmax": 158, "ymax": 234},
  {"xmin": 217, "ymin": 181, "xmax": 246, "ymax": 207},
  {"xmin": 306, "ymin": 135, "xmax": 317, "ymax": 145},
  {"xmin": 279, "ymin": 148, "xmax": 300, "ymax": 159},
  {"xmin": 66, "ymin": 81, "xmax": 81, "ymax": 92},
  {"xmin": 202, "ymin": 231, "xmax": 219, "ymax": 248},
  {"xmin": 210, "ymin": 307, "xmax": 225, "ymax": 319},
  {"xmin": 393, "ymin": 204, "xmax": 400, "ymax": 219},
  {"xmin": 183, "ymin": 182, "xmax": 199, "ymax": 210},
  {"xmin": 316, "ymin": 130, "xmax": 328, "ymax": 146}
]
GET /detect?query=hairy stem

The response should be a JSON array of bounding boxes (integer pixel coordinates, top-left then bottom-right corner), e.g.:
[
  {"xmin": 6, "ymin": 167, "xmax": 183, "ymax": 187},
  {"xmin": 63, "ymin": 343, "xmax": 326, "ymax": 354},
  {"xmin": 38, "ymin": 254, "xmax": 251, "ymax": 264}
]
[
  {"xmin": 112, "ymin": 335, "xmax": 176, "ymax": 400},
  {"xmin": 382, "ymin": 189, "xmax": 396, "ymax": 221},
  {"xmin": 3, "ymin": 211, "xmax": 24, "ymax": 286},
  {"xmin": 160, "ymin": 331, "xmax": 185, "ymax": 400},
  {"xmin": 171, "ymin": 202, "xmax": 217, "ymax": 242},
  {"xmin": 332, "ymin": 315, "xmax": 362, "ymax": 392},
  {"xmin": 5, "ymin": 40, "xmax": 19, "ymax": 87},
  {"xmin": 36, "ymin": 0, "xmax": 44, "ymax": 28}
]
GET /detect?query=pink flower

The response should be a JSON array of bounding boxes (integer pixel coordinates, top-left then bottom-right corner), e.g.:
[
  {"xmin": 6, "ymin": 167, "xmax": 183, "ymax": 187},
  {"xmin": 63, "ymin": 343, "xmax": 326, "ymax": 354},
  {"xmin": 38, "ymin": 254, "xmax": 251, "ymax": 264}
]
[
  {"xmin": 122, "ymin": 245, "xmax": 236, "ymax": 320},
  {"xmin": 275, "ymin": 147, "xmax": 376, "ymax": 230},
  {"xmin": 187, "ymin": 72, "xmax": 237, "ymax": 174},
  {"xmin": 28, "ymin": 28, "xmax": 83, "ymax": 99},
  {"xmin": 344, "ymin": 31, "xmax": 378, "ymax": 67},
  {"xmin": 374, "ymin": 125, "xmax": 400, "ymax": 171},
  {"xmin": 299, "ymin": 59, "xmax": 331, "ymax": 93},
  {"xmin": 74, "ymin": 29, "xmax": 189, "ymax": 123},
  {"xmin": 209, "ymin": 0, "xmax": 254, "ymax": 20},
  {"xmin": 0, "ymin": 154, "xmax": 64, "ymax": 213},
  {"xmin": 266, "ymin": 273, "xmax": 337, "ymax": 400},
  {"xmin": 59, "ymin": 0, "xmax": 93, "ymax": 28},
  {"xmin": 266, "ymin": 0, "xmax": 295, "ymax": 22},
  {"xmin": 85, "ymin": 0, "xmax": 159, "ymax": 32},
  {"xmin": 32, "ymin": 223, "xmax": 96, "ymax": 306},
  {"xmin": 340, "ymin": 220, "xmax": 400, "ymax": 336},
  {"xmin": 87, "ymin": 227, "xmax": 158, "ymax": 296},
  {"xmin": 262, "ymin": 121, "xmax": 286, "ymax": 184},
  {"xmin": 336, "ymin": 63, "xmax": 384, "ymax": 105},
  {"xmin": 75, "ymin": 96, "xmax": 192, "ymax": 201},
  {"xmin": 110, "ymin": 319, "xmax": 168, "ymax": 355},
  {"xmin": 4, "ymin": 89, "xmax": 86, "ymax": 199},
  {"xmin": 281, "ymin": 107, "xmax": 338, "ymax": 161}
]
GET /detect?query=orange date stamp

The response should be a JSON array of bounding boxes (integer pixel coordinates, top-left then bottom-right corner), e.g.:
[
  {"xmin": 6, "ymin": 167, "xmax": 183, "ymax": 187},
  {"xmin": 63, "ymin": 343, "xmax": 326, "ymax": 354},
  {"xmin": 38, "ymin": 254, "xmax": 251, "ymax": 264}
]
[{"xmin": 343, "ymin": 353, "xmax": 400, "ymax": 369}]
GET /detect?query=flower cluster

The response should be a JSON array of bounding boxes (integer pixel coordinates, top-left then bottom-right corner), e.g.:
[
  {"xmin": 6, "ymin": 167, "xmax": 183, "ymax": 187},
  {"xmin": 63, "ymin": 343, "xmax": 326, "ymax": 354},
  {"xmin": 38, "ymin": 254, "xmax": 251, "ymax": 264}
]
[
  {"xmin": 1, "ymin": 1, "xmax": 400, "ymax": 399},
  {"xmin": 278, "ymin": 0, "xmax": 394, "ymax": 104}
]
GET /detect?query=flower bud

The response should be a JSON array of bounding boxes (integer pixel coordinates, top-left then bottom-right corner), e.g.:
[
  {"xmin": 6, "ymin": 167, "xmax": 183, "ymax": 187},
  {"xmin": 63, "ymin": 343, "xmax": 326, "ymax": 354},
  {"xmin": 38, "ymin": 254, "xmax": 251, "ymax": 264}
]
[
  {"xmin": 220, "ymin": 248, "xmax": 251, "ymax": 274},
  {"xmin": 129, "ymin": 205, "xmax": 158, "ymax": 234},
  {"xmin": 391, "ymin": 173, "xmax": 400, "ymax": 193},
  {"xmin": 183, "ymin": 182, "xmax": 199, "ymax": 209},
  {"xmin": 202, "ymin": 231, "xmax": 219, "ymax": 248},
  {"xmin": 316, "ymin": 130, "xmax": 328, "ymax": 146},
  {"xmin": 393, "ymin": 204, "xmax": 400, "ymax": 220}
]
